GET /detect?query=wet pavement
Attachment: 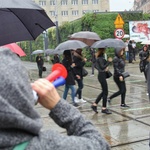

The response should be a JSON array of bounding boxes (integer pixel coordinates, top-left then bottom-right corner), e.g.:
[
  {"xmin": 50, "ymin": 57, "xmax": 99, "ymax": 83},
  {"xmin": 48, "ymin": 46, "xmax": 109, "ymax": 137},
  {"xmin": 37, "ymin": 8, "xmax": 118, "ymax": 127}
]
[{"xmin": 24, "ymin": 61, "xmax": 150, "ymax": 150}]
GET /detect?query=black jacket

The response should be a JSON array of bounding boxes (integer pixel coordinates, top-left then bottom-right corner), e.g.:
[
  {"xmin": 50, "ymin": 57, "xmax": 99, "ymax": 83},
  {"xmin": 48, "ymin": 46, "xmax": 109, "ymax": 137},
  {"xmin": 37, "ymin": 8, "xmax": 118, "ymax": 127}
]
[
  {"xmin": 73, "ymin": 55, "xmax": 85, "ymax": 79},
  {"xmin": 113, "ymin": 47, "xmax": 125, "ymax": 77},
  {"xmin": 95, "ymin": 55, "xmax": 110, "ymax": 72},
  {"xmin": 139, "ymin": 50, "xmax": 149, "ymax": 61},
  {"xmin": 62, "ymin": 58, "xmax": 75, "ymax": 85},
  {"xmin": 36, "ymin": 56, "xmax": 43, "ymax": 66}
]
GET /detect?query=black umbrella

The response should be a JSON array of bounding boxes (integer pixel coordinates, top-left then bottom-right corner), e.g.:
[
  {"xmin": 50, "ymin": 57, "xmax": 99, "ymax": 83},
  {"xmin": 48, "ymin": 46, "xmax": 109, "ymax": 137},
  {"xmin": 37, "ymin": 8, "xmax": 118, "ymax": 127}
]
[
  {"xmin": 91, "ymin": 38, "xmax": 126, "ymax": 49},
  {"xmin": 54, "ymin": 40, "xmax": 88, "ymax": 54},
  {"xmin": 0, "ymin": 0, "xmax": 55, "ymax": 46}
]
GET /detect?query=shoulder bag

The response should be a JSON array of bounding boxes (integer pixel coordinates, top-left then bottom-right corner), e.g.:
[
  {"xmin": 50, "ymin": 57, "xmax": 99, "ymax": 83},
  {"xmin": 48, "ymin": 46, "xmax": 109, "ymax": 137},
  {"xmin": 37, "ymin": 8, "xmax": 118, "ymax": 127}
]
[
  {"xmin": 82, "ymin": 67, "xmax": 88, "ymax": 77},
  {"xmin": 121, "ymin": 72, "xmax": 130, "ymax": 78},
  {"xmin": 105, "ymin": 70, "xmax": 112, "ymax": 78}
]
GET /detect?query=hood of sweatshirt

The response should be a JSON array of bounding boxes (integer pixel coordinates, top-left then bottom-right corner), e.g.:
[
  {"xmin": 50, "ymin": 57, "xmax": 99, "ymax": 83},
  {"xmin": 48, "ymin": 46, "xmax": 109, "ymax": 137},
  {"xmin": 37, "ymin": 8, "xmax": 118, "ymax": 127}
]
[
  {"xmin": 114, "ymin": 46, "xmax": 124, "ymax": 57},
  {"xmin": 0, "ymin": 48, "xmax": 42, "ymax": 148}
]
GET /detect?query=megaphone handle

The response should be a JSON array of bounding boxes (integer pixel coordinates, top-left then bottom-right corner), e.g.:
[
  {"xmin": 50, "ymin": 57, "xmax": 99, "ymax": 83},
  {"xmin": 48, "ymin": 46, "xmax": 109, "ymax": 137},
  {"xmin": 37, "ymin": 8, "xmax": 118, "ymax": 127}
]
[
  {"xmin": 46, "ymin": 70, "xmax": 61, "ymax": 82},
  {"xmin": 33, "ymin": 77, "xmax": 66, "ymax": 104}
]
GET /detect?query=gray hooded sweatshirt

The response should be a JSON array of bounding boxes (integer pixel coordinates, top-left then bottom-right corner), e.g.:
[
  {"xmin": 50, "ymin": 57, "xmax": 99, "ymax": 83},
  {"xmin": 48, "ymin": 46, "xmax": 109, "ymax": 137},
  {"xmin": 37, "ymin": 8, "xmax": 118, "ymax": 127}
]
[{"xmin": 0, "ymin": 48, "xmax": 110, "ymax": 150}]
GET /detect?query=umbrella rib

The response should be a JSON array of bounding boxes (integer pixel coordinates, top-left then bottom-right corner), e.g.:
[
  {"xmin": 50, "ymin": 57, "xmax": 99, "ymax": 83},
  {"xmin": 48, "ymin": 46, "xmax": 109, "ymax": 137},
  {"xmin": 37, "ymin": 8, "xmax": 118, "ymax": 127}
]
[{"xmin": 8, "ymin": 8, "xmax": 35, "ymax": 40}]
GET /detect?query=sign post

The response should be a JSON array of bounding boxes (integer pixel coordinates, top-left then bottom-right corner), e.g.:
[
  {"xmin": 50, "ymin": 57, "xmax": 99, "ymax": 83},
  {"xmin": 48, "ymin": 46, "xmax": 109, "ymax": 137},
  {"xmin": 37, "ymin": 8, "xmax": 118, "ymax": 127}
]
[
  {"xmin": 114, "ymin": 28, "xmax": 125, "ymax": 39},
  {"xmin": 114, "ymin": 14, "xmax": 124, "ymax": 29},
  {"xmin": 114, "ymin": 14, "xmax": 125, "ymax": 39}
]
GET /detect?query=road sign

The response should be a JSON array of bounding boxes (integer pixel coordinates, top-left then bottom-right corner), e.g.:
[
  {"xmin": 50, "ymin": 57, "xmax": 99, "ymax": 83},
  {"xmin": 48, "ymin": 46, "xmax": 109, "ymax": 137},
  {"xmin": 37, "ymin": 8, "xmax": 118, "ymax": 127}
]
[
  {"xmin": 114, "ymin": 14, "xmax": 124, "ymax": 28},
  {"xmin": 114, "ymin": 28, "xmax": 125, "ymax": 39}
]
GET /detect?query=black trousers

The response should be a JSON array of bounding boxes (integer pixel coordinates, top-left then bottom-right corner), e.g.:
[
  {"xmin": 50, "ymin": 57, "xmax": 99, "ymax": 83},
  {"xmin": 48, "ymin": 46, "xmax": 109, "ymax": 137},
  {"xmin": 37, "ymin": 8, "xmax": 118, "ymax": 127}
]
[
  {"xmin": 75, "ymin": 78, "xmax": 84, "ymax": 99},
  {"xmin": 38, "ymin": 65, "xmax": 43, "ymax": 78},
  {"xmin": 109, "ymin": 76, "xmax": 126, "ymax": 105},
  {"xmin": 95, "ymin": 72, "xmax": 108, "ymax": 108}
]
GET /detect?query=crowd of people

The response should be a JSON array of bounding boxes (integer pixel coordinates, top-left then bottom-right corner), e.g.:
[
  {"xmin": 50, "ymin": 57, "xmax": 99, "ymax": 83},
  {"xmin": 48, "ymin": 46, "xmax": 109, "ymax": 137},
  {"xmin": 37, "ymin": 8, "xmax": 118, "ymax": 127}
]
[
  {"xmin": 35, "ymin": 41, "xmax": 150, "ymax": 114},
  {"xmin": 0, "ymin": 48, "xmax": 110, "ymax": 149},
  {"xmin": 1, "ymin": 37, "xmax": 150, "ymax": 149}
]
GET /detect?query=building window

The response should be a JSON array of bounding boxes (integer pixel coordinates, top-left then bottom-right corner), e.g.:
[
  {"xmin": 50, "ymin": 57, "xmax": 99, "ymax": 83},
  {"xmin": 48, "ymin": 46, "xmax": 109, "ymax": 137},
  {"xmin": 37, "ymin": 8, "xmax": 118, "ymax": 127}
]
[
  {"xmin": 61, "ymin": 11, "xmax": 68, "ymax": 16},
  {"xmin": 82, "ymin": 0, "xmax": 88, "ymax": 5},
  {"xmin": 92, "ymin": 0, "xmax": 98, "ymax": 4},
  {"xmin": 72, "ymin": 0, "xmax": 78, "ymax": 5},
  {"xmin": 93, "ymin": 10, "xmax": 99, "ymax": 12},
  {"xmin": 39, "ymin": 1, "xmax": 46, "ymax": 6},
  {"xmin": 72, "ymin": 10, "xmax": 79, "ymax": 16},
  {"xmin": 50, "ymin": 11, "xmax": 56, "ymax": 16},
  {"xmin": 50, "ymin": 0, "xmax": 55, "ymax": 5},
  {"xmin": 61, "ymin": 0, "xmax": 68, "ymax": 5}
]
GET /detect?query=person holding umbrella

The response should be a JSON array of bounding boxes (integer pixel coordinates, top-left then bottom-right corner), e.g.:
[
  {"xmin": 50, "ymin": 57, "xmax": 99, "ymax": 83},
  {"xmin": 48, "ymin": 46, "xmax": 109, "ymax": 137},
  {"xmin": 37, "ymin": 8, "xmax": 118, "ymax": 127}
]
[
  {"xmin": 62, "ymin": 50, "xmax": 79, "ymax": 107},
  {"xmin": 107, "ymin": 47, "xmax": 130, "ymax": 108},
  {"xmin": 73, "ymin": 49, "xmax": 87, "ymax": 103},
  {"xmin": 0, "ymin": 48, "xmax": 110, "ymax": 150},
  {"xmin": 36, "ymin": 54, "xmax": 44, "ymax": 78},
  {"xmin": 91, "ymin": 48, "xmax": 112, "ymax": 114}
]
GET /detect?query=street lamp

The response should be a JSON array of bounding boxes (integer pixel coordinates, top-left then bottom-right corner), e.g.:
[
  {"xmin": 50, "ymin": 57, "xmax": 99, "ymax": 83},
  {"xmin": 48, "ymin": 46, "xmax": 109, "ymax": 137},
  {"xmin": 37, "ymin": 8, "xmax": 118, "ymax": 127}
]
[{"xmin": 55, "ymin": 0, "xmax": 59, "ymax": 45}]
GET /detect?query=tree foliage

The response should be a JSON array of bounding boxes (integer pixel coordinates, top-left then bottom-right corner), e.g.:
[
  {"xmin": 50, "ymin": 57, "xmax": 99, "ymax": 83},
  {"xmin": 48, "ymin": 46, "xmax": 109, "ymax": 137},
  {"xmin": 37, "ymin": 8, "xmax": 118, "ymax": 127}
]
[{"xmin": 21, "ymin": 11, "xmax": 149, "ymax": 64}]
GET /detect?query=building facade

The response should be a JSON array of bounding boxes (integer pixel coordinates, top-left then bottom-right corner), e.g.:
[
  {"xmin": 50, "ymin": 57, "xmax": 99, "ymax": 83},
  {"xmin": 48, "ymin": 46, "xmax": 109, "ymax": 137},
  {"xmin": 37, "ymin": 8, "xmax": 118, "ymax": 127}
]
[
  {"xmin": 133, "ymin": 0, "xmax": 150, "ymax": 13},
  {"xmin": 33, "ymin": 0, "xmax": 110, "ymax": 25}
]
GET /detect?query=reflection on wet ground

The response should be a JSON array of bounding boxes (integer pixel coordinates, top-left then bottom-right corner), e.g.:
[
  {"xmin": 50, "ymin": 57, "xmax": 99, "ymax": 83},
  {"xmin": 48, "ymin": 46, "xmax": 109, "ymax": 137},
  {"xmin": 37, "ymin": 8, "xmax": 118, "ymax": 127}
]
[{"xmin": 26, "ymin": 61, "xmax": 150, "ymax": 150}]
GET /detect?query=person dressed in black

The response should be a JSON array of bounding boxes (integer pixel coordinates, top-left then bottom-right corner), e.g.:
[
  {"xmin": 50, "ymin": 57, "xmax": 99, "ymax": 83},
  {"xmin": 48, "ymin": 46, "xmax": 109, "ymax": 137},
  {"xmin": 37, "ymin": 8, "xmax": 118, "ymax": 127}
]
[
  {"xmin": 73, "ymin": 49, "xmax": 87, "ymax": 103},
  {"xmin": 139, "ymin": 45, "xmax": 149, "ymax": 82},
  {"xmin": 91, "ymin": 48, "xmax": 112, "ymax": 114},
  {"xmin": 108, "ymin": 47, "xmax": 129, "ymax": 108},
  {"xmin": 90, "ymin": 48, "xmax": 96, "ymax": 76},
  {"xmin": 36, "ymin": 54, "xmax": 44, "ymax": 78},
  {"xmin": 128, "ymin": 40, "xmax": 134, "ymax": 63},
  {"xmin": 62, "ymin": 50, "xmax": 79, "ymax": 107},
  {"xmin": 52, "ymin": 54, "xmax": 60, "ymax": 64}
]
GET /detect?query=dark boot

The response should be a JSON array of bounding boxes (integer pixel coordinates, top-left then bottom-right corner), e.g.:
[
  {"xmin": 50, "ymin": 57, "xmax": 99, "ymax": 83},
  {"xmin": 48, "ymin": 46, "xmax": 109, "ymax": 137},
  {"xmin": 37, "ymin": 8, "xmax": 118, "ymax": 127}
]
[{"xmin": 91, "ymin": 105, "xmax": 98, "ymax": 113}]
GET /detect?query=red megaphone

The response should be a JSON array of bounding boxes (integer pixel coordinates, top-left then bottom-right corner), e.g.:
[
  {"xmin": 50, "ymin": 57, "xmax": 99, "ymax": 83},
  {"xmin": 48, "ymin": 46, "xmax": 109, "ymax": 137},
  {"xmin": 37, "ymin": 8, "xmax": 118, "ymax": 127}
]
[
  {"xmin": 46, "ymin": 63, "xmax": 67, "ymax": 82},
  {"xmin": 33, "ymin": 63, "xmax": 68, "ymax": 103}
]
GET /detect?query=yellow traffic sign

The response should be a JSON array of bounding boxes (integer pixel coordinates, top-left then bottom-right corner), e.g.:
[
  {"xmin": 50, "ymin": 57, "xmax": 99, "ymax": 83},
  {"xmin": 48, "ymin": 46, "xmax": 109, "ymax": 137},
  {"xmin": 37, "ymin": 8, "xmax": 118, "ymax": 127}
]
[{"xmin": 114, "ymin": 14, "xmax": 124, "ymax": 28}]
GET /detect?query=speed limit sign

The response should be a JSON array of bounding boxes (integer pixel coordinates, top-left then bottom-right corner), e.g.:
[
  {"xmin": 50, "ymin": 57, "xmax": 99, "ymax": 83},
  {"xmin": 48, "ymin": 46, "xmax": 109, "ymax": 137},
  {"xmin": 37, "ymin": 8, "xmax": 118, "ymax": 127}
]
[{"xmin": 114, "ymin": 28, "xmax": 125, "ymax": 39}]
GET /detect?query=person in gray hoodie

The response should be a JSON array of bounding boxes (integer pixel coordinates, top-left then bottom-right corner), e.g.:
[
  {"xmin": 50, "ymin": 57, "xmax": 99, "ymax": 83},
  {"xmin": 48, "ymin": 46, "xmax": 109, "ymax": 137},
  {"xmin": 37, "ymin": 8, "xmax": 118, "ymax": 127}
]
[{"xmin": 0, "ymin": 47, "xmax": 110, "ymax": 150}]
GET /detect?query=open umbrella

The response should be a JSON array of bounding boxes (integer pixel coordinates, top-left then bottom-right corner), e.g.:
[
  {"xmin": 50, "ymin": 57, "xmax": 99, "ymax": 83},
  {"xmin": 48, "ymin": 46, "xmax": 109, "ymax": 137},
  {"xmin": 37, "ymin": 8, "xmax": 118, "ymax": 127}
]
[
  {"xmin": 31, "ymin": 50, "xmax": 44, "ymax": 55},
  {"xmin": 69, "ymin": 31, "xmax": 101, "ymax": 46},
  {"xmin": 0, "ymin": 0, "xmax": 55, "ymax": 46},
  {"xmin": 45, "ymin": 49, "xmax": 56, "ymax": 55},
  {"xmin": 2, "ymin": 43, "xmax": 26, "ymax": 57},
  {"xmin": 54, "ymin": 40, "xmax": 88, "ymax": 54},
  {"xmin": 91, "ymin": 38, "xmax": 126, "ymax": 49}
]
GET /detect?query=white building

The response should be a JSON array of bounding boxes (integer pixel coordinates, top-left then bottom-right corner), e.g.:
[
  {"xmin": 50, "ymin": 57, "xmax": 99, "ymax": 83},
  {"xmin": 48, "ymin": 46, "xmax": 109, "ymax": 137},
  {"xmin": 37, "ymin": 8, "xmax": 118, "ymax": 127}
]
[{"xmin": 33, "ymin": 0, "xmax": 110, "ymax": 25}]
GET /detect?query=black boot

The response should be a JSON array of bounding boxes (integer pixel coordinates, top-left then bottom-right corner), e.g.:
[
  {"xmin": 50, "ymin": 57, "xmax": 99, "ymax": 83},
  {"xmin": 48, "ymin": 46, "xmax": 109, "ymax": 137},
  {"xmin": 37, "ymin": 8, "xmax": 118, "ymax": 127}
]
[{"xmin": 91, "ymin": 105, "xmax": 98, "ymax": 113}]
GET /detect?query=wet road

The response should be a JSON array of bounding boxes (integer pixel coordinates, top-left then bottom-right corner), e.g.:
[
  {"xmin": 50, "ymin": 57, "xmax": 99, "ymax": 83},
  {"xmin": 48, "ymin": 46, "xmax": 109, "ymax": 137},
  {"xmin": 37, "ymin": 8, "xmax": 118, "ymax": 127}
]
[{"xmin": 24, "ymin": 61, "xmax": 150, "ymax": 150}]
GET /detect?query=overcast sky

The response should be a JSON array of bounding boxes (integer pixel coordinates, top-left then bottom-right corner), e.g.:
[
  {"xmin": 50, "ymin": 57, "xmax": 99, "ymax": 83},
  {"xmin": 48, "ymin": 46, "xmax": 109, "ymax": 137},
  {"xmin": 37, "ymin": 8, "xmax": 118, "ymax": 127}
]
[{"xmin": 109, "ymin": 0, "xmax": 134, "ymax": 11}]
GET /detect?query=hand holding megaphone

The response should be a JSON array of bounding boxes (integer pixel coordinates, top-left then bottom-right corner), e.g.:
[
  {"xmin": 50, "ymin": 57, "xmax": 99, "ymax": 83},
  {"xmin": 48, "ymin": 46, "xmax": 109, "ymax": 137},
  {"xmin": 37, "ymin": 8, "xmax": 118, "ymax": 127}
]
[{"xmin": 33, "ymin": 63, "xmax": 67, "ymax": 103}]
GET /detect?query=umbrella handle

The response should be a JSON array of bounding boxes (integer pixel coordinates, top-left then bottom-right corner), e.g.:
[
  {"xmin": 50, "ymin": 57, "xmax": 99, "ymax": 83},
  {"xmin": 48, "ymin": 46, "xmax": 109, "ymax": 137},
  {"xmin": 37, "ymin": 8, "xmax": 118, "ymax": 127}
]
[{"xmin": 33, "ymin": 77, "xmax": 66, "ymax": 104}]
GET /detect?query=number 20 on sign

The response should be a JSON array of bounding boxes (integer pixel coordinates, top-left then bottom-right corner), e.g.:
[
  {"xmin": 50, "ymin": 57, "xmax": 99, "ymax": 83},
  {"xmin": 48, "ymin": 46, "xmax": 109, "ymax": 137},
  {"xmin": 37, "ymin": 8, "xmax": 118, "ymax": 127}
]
[{"xmin": 114, "ymin": 28, "xmax": 125, "ymax": 39}]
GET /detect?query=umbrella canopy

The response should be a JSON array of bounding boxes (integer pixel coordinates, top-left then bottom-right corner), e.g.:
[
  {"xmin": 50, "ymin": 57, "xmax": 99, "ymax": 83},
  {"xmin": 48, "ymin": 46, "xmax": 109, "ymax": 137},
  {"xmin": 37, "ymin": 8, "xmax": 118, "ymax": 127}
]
[
  {"xmin": 141, "ymin": 41, "xmax": 150, "ymax": 45},
  {"xmin": 45, "ymin": 49, "xmax": 56, "ymax": 55},
  {"xmin": 2, "ymin": 43, "xmax": 26, "ymax": 57},
  {"xmin": 0, "ymin": 0, "xmax": 55, "ymax": 46},
  {"xmin": 91, "ymin": 38, "xmax": 126, "ymax": 49},
  {"xmin": 54, "ymin": 40, "xmax": 88, "ymax": 54},
  {"xmin": 31, "ymin": 50, "xmax": 44, "ymax": 55},
  {"xmin": 69, "ymin": 31, "xmax": 101, "ymax": 46}
]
